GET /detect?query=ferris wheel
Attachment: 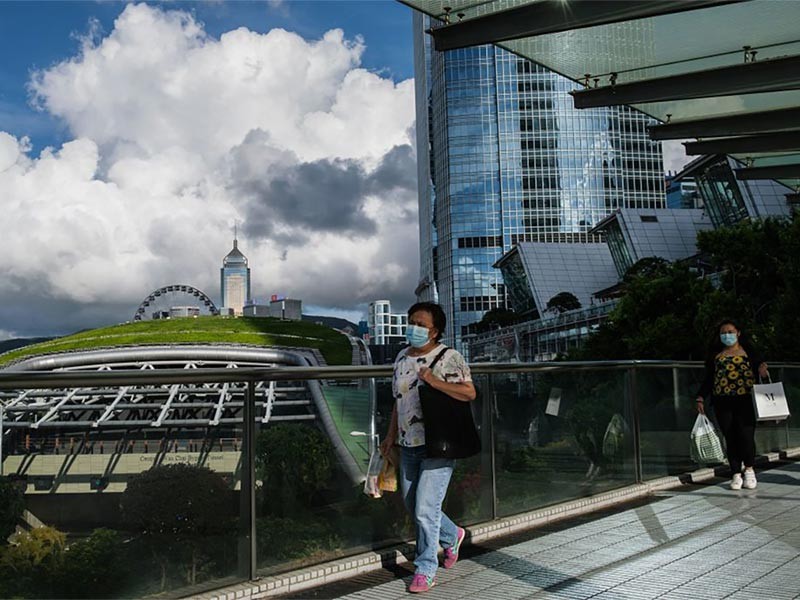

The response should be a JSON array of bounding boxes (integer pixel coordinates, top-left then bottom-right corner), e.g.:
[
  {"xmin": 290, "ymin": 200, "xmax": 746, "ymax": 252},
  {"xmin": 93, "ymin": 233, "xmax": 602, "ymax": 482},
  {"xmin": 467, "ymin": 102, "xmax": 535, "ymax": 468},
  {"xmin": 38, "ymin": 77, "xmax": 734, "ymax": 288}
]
[{"xmin": 133, "ymin": 284, "xmax": 220, "ymax": 321}]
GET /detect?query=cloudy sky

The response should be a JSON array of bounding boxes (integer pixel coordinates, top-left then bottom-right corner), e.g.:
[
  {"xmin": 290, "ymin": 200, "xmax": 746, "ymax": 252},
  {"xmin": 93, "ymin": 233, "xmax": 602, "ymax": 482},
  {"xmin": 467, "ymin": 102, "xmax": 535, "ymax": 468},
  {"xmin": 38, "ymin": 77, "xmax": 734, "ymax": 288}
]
[{"xmin": 0, "ymin": 1, "xmax": 419, "ymax": 339}]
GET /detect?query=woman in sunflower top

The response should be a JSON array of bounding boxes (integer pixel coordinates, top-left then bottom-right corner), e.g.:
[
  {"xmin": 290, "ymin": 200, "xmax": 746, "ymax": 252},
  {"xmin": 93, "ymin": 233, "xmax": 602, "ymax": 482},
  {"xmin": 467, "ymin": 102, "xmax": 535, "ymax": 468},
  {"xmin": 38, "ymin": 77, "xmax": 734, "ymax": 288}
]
[{"xmin": 696, "ymin": 319, "xmax": 768, "ymax": 490}]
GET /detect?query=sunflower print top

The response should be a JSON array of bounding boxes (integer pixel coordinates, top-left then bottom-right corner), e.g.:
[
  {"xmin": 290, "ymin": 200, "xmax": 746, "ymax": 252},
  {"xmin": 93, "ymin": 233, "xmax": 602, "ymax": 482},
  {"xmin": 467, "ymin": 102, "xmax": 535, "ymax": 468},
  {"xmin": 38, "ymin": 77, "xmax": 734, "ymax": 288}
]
[{"xmin": 713, "ymin": 354, "xmax": 755, "ymax": 396}]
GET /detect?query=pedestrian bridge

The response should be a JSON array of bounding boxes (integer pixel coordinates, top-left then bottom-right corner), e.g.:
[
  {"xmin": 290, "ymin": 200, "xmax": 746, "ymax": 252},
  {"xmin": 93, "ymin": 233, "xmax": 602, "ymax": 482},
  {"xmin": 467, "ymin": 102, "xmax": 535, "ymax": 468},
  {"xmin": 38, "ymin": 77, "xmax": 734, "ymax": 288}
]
[{"xmin": 0, "ymin": 359, "xmax": 798, "ymax": 599}]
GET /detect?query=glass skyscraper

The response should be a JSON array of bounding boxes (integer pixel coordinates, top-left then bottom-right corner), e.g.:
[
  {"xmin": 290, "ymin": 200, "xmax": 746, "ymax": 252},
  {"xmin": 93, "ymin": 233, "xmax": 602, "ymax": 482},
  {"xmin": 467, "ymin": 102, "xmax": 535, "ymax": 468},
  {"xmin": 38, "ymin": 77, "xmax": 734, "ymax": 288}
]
[{"xmin": 413, "ymin": 13, "xmax": 665, "ymax": 349}]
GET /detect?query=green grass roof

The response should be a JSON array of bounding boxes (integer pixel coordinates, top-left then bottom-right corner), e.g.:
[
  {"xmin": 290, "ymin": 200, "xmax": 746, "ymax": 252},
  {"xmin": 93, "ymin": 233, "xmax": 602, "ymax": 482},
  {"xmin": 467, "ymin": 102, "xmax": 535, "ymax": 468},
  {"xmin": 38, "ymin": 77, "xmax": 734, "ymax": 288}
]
[{"xmin": 0, "ymin": 316, "xmax": 353, "ymax": 367}]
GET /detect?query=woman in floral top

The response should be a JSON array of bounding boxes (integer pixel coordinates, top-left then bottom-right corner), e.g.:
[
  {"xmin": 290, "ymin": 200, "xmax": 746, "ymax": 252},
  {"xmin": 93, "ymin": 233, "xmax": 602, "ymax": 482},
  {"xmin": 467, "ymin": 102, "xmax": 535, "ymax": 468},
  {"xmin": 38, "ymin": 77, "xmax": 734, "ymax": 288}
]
[
  {"xmin": 380, "ymin": 302, "xmax": 475, "ymax": 594},
  {"xmin": 696, "ymin": 319, "xmax": 768, "ymax": 490}
]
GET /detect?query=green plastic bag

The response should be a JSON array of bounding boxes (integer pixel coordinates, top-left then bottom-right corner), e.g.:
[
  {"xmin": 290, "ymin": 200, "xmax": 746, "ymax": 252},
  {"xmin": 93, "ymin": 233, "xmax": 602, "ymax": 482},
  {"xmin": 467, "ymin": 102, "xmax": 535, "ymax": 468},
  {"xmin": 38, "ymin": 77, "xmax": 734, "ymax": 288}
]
[{"xmin": 690, "ymin": 414, "xmax": 725, "ymax": 465}]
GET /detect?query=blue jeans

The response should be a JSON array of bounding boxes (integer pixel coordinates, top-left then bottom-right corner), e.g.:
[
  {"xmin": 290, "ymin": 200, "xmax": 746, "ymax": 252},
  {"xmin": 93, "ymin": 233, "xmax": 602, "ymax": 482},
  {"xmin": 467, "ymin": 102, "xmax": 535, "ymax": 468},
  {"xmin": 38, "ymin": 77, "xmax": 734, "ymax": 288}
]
[{"xmin": 400, "ymin": 445, "xmax": 459, "ymax": 577}]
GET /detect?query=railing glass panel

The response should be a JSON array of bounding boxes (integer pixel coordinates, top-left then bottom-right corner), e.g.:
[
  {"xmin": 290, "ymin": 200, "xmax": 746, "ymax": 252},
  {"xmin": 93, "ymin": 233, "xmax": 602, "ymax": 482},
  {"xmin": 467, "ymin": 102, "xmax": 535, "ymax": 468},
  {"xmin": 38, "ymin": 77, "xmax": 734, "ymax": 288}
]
[
  {"xmin": 1, "ymin": 361, "xmax": 799, "ymax": 598},
  {"xmin": 491, "ymin": 369, "xmax": 636, "ymax": 518}
]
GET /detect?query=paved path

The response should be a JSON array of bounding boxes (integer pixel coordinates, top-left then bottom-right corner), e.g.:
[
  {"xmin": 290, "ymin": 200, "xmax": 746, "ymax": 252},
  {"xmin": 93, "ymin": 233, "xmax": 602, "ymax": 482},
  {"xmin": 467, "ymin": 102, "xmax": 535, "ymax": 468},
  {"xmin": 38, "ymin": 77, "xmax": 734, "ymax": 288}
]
[{"xmin": 282, "ymin": 462, "xmax": 800, "ymax": 599}]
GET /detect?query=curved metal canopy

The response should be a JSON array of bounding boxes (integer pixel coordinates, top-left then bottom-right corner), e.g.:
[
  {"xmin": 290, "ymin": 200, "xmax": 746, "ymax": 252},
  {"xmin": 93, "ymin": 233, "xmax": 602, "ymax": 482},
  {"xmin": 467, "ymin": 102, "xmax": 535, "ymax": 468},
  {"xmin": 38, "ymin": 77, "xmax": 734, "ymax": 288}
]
[{"xmin": 402, "ymin": 0, "xmax": 800, "ymax": 190}]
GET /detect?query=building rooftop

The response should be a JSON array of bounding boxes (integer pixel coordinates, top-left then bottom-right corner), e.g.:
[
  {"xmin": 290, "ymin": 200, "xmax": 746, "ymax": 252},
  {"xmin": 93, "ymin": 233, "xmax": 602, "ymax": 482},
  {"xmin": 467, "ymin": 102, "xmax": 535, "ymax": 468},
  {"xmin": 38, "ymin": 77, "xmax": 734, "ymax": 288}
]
[
  {"xmin": 223, "ymin": 239, "xmax": 248, "ymax": 267},
  {"xmin": 497, "ymin": 242, "xmax": 618, "ymax": 315}
]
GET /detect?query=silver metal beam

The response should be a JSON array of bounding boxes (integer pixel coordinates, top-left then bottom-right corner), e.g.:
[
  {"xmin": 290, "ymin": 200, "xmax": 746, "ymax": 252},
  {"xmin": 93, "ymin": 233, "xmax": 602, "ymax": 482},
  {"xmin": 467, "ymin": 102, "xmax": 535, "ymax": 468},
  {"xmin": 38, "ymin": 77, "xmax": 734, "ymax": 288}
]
[
  {"xmin": 683, "ymin": 131, "xmax": 800, "ymax": 155},
  {"xmin": 571, "ymin": 55, "xmax": 800, "ymax": 108},
  {"xmin": 152, "ymin": 385, "xmax": 180, "ymax": 428},
  {"xmin": 210, "ymin": 383, "xmax": 230, "ymax": 426},
  {"xmin": 262, "ymin": 381, "xmax": 275, "ymax": 424},
  {"xmin": 428, "ymin": 0, "xmax": 742, "ymax": 51},
  {"xmin": 649, "ymin": 107, "xmax": 800, "ymax": 140},
  {"xmin": 32, "ymin": 389, "xmax": 80, "ymax": 429},
  {"xmin": 93, "ymin": 386, "xmax": 129, "ymax": 427}
]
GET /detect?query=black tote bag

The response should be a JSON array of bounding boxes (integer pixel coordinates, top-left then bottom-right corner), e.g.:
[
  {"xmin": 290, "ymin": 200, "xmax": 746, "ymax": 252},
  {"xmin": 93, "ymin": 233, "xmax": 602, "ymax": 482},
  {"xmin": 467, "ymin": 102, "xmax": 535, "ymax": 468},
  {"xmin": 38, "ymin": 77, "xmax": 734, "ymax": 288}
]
[{"xmin": 418, "ymin": 347, "xmax": 481, "ymax": 459}]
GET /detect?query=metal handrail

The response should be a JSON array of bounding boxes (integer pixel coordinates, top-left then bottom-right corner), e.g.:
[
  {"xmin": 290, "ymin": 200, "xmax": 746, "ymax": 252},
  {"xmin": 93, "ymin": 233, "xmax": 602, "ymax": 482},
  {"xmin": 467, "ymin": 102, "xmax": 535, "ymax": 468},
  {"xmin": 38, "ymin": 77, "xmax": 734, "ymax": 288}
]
[{"xmin": 3, "ymin": 359, "xmax": 799, "ymax": 390}]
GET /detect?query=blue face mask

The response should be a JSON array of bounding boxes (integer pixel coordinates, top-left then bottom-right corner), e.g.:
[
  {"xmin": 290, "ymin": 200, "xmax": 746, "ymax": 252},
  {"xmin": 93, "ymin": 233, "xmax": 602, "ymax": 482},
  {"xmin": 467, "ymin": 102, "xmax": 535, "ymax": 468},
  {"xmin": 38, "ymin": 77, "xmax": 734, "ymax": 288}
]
[
  {"xmin": 405, "ymin": 324, "xmax": 431, "ymax": 348},
  {"xmin": 720, "ymin": 332, "xmax": 738, "ymax": 347}
]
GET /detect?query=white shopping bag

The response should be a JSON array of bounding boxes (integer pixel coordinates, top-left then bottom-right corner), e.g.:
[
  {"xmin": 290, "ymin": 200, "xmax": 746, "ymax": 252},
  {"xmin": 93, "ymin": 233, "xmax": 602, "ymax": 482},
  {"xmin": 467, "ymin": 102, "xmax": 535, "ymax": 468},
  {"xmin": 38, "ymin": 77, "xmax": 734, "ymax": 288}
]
[
  {"xmin": 752, "ymin": 380, "xmax": 791, "ymax": 421},
  {"xmin": 545, "ymin": 387, "xmax": 562, "ymax": 417},
  {"xmin": 363, "ymin": 450, "xmax": 384, "ymax": 498},
  {"xmin": 690, "ymin": 414, "xmax": 725, "ymax": 465}
]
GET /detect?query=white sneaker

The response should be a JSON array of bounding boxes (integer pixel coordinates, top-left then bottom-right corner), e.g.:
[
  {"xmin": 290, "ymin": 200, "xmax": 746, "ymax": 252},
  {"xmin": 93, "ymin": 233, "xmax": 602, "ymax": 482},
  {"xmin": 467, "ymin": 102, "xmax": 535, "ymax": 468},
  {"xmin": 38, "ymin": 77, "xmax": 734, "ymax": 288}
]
[
  {"xmin": 730, "ymin": 473, "xmax": 743, "ymax": 490},
  {"xmin": 743, "ymin": 469, "xmax": 757, "ymax": 489}
]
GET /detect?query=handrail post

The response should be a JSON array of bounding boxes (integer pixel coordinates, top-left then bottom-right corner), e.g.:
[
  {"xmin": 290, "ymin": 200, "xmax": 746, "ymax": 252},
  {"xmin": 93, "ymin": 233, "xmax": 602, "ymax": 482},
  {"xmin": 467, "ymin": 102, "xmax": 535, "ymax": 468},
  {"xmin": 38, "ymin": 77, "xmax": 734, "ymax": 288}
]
[
  {"xmin": 238, "ymin": 380, "xmax": 257, "ymax": 580},
  {"xmin": 479, "ymin": 375, "xmax": 496, "ymax": 521},
  {"xmin": 628, "ymin": 367, "xmax": 643, "ymax": 484},
  {"xmin": 490, "ymin": 386, "xmax": 497, "ymax": 520},
  {"xmin": 0, "ymin": 404, "xmax": 4, "ymax": 477}
]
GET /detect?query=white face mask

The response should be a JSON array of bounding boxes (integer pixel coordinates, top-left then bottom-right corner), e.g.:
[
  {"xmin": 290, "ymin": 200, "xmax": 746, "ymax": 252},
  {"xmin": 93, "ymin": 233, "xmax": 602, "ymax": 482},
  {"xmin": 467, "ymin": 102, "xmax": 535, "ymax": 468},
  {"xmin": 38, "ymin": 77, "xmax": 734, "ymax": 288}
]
[
  {"xmin": 405, "ymin": 324, "xmax": 430, "ymax": 348},
  {"xmin": 720, "ymin": 332, "xmax": 738, "ymax": 347}
]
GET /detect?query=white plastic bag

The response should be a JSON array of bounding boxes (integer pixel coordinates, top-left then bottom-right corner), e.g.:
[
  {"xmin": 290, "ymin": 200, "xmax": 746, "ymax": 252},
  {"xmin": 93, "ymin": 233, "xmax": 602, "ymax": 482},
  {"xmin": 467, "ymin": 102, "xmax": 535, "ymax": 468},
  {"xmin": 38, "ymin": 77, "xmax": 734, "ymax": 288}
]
[
  {"xmin": 363, "ymin": 450, "xmax": 384, "ymax": 498},
  {"xmin": 690, "ymin": 414, "xmax": 725, "ymax": 465},
  {"xmin": 602, "ymin": 413, "xmax": 630, "ymax": 461}
]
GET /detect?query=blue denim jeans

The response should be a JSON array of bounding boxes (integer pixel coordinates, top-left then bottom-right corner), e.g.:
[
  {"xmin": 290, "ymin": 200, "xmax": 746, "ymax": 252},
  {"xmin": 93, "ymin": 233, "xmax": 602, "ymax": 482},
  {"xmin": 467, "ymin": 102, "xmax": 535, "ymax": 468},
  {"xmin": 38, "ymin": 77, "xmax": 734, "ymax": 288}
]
[{"xmin": 400, "ymin": 445, "xmax": 459, "ymax": 577}]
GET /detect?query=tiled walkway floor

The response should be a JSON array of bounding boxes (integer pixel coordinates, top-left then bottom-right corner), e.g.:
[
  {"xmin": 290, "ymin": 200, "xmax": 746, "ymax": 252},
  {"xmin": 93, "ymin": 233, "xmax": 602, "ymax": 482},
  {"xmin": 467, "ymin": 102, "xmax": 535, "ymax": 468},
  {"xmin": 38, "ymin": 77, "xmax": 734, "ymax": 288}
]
[{"xmin": 282, "ymin": 462, "xmax": 800, "ymax": 599}]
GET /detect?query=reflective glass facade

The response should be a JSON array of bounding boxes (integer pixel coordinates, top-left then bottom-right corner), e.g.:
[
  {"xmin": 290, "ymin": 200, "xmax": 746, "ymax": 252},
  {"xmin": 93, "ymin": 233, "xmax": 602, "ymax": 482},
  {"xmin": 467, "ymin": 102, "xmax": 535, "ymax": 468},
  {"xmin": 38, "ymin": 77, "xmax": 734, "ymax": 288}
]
[
  {"xmin": 413, "ymin": 13, "xmax": 664, "ymax": 349},
  {"xmin": 690, "ymin": 156, "xmax": 792, "ymax": 228}
]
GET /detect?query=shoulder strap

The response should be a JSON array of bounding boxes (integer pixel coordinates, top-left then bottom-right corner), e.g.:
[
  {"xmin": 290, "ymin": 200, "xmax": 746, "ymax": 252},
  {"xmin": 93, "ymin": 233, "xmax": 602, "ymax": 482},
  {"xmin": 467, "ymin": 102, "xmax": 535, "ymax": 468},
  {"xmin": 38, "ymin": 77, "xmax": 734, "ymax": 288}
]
[{"xmin": 427, "ymin": 346, "xmax": 449, "ymax": 371}]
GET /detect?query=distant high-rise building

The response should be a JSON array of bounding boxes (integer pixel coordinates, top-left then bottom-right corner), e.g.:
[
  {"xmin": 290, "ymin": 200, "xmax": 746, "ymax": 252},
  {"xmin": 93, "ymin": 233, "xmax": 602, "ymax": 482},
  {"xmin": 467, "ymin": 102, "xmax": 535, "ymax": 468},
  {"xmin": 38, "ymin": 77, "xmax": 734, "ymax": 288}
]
[
  {"xmin": 367, "ymin": 300, "xmax": 408, "ymax": 345},
  {"xmin": 413, "ymin": 12, "xmax": 665, "ymax": 349},
  {"xmin": 220, "ymin": 237, "xmax": 251, "ymax": 316}
]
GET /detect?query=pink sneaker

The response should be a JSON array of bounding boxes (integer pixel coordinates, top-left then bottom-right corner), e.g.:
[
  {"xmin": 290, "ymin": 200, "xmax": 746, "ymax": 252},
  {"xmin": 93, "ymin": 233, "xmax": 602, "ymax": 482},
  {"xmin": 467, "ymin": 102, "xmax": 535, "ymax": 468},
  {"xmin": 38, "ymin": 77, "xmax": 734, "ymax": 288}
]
[
  {"xmin": 443, "ymin": 527, "xmax": 466, "ymax": 569},
  {"xmin": 409, "ymin": 573, "xmax": 435, "ymax": 593}
]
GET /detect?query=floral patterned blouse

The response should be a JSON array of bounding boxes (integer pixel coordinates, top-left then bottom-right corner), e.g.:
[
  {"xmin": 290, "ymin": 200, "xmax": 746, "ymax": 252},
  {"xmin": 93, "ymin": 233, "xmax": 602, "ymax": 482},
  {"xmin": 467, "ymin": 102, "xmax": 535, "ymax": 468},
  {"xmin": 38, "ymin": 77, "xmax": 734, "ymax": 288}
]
[
  {"xmin": 392, "ymin": 344, "xmax": 472, "ymax": 448},
  {"xmin": 713, "ymin": 354, "xmax": 755, "ymax": 397}
]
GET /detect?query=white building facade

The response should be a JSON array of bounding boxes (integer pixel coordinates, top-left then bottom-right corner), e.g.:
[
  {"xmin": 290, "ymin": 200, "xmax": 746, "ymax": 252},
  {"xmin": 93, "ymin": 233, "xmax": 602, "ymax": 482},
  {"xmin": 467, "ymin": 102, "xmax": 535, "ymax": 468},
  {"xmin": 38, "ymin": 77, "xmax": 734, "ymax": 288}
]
[{"xmin": 367, "ymin": 301, "xmax": 408, "ymax": 345}]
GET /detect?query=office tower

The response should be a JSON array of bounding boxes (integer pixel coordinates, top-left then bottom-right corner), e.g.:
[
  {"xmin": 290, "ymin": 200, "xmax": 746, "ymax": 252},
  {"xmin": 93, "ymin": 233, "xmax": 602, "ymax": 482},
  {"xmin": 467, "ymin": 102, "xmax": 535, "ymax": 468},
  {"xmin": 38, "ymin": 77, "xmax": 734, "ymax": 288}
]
[
  {"xmin": 220, "ymin": 237, "xmax": 251, "ymax": 316},
  {"xmin": 412, "ymin": 12, "xmax": 665, "ymax": 349},
  {"xmin": 367, "ymin": 300, "xmax": 408, "ymax": 345}
]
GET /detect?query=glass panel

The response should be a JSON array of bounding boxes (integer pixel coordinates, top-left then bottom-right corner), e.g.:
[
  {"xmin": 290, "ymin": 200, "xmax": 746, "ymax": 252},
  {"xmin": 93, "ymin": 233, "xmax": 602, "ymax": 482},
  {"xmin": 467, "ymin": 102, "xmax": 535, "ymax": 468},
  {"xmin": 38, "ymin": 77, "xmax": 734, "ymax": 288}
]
[
  {"xmin": 638, "ymin": 366, "xmax": 704, "ymax": 479},
  {"xmin": 492, "ymin": 369, "xmax": 636, "ymax": 518},
  {"xmin": 777, "ymin": 366, "xmax": 799, "ymax": 449},
  {"xmin": 254, "ymin": 376, "xmax": 408, "ymax": 578},
  {"xmin": 0, "ymin": 379, "xmax": 245, "ymax": 598},
  {"xmin": 443, "ymin": 372, "xmax": 493, "ymax": 526}
]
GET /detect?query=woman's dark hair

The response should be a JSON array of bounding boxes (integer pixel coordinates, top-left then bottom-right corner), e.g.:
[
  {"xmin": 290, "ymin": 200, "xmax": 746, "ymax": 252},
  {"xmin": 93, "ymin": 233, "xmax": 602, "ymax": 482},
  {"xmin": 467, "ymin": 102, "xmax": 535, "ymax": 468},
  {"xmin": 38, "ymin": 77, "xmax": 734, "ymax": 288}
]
[
  {"xmin": 408, "ymin": 302, "xmax": 446, "ymax": 342},
  {"xmin": 706, "ymin": 318, "xmax": 757, "ymax": 360}
]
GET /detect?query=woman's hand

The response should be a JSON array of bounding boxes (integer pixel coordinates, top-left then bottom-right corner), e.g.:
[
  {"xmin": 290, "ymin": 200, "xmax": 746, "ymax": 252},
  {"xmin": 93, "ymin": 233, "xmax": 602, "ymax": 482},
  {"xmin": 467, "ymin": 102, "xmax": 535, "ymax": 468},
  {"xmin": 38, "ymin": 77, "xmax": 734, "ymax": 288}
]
[
  {"xmin": 418, "ymin": 366, "xmax": 435, "ymax": 385},
  {"xmin": 418, "ymin": 366, "xmax": 476, "ymax": 401},
  {"xmin": 696, "ymin": 397, "xmax": 705, "ymax": 415},
  {"xmin": 758, "ymin": 362, "xmax": 769, "ymax": 380},
  {"xmin": 380, "ymin": 433, "xmax": 395, "ymax": 457}
]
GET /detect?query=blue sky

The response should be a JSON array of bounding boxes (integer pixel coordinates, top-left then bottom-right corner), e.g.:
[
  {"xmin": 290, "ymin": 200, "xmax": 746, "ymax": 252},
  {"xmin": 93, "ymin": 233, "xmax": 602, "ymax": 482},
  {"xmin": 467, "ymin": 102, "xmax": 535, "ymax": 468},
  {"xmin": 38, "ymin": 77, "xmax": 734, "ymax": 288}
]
[
  {"xmin": 0, "ymin": 1, "xmax": 421, "ymax": 337},
  {"xmin": 0, "ymin": 0, "xmax": 415, "ymax": 154}
]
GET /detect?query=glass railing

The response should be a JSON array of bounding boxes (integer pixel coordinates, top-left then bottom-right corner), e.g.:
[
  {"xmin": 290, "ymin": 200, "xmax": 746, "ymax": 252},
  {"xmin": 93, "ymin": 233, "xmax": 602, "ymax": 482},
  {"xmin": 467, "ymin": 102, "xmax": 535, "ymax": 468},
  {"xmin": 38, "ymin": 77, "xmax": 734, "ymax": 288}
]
[{"xmin": 1, "ymin": 361, "xmax": 798, "ymax": 598}]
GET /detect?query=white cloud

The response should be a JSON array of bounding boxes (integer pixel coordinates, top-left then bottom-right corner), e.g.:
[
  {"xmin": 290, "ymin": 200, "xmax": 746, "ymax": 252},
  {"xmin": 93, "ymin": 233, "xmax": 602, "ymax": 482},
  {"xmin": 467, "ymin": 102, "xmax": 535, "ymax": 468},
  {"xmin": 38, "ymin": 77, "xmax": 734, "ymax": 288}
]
[
  {"xmin": 0, "ymin": 3, "xmax": 418, "ymax": 336},
  {"xmin": 662, "ymin": 139, "xmax": 693, "ymax": 175}
]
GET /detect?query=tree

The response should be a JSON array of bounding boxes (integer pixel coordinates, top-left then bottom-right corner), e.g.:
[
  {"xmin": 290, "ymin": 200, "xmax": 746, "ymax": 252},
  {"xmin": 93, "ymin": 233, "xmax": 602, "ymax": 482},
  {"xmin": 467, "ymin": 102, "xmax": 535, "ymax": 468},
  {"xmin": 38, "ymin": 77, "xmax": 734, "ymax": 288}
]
[
  {"xmin": 0, "ymin": 476, "xmax": 25, "ymax": 542},
  {"xmin": 697, "ymin": 217, "xmax": 800, "ymax": 359},
  {"xmin": 622, "ymin": 257, "xmax": 670, "ymax": 282},
  {"xmin": 0, "ymin": 526, "xmax": 65, "ymax": 598},
  {"xmin": 574, "ymin": 217, "xmax": 800, "ymax": 361},
  {"xmin": 574, "ymin": 262, "xmax": 715, "ymax": 360},
  {"xmin": 476, "ymin": 307, "xmax": 519, "ymax": 332},
  {"xmin": 546, "ymin": 292, "xmax": 581, "ymax": 314},
  {"xmin": 256, "ymin": 423, "xmax": 335, "ymax": 517},
  {"xmin": 121, "ymin": 464, "xmax": 233, "ymax": 589},
  {"xmin": 57, "ymin": 529, "xmax": 128, "ymax": 599}
]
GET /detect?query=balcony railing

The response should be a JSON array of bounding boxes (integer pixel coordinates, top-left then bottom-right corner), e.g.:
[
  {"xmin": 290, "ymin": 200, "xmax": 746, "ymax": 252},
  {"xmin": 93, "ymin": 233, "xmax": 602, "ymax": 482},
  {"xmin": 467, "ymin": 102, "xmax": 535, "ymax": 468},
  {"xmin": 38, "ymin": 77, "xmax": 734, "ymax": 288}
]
[{"xmin": 0, "ymin": 361, "xmax": 798, "ymax": 598}]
